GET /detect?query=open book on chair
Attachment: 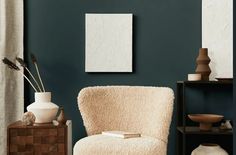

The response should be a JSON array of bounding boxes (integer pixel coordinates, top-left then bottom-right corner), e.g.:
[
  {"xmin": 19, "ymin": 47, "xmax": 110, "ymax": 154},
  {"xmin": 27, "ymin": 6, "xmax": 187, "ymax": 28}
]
[{"xmin": 102, "ymin": 131, "xmax": 141, "ymax": 139}]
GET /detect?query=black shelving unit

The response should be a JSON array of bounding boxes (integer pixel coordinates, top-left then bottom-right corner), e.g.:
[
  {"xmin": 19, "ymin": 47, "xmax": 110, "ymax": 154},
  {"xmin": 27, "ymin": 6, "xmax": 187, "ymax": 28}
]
[
  {"xmin": 177, "ymin": 126, "xmax": 233, "ymax": 135},
  {"xmin": 176, "ymin": 80, "xmax": 233, "ymax": 155}
]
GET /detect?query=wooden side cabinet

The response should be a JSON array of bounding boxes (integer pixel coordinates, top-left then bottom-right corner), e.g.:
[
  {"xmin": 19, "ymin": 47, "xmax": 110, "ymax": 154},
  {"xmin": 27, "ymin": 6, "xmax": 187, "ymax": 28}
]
[{"xmin": 7, "ymin": 120, "xmax": 72, "ymax": 155}]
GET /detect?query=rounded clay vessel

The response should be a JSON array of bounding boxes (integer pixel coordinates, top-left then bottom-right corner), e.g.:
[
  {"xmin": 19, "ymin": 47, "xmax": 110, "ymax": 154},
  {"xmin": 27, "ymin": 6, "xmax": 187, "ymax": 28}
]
[
  {"xmin": 27, "ymin": 92, "xmax": 59, "ymax": 123},
  {"xmin": 57, "ymin": 107, "xmax": 67, "ymax": 124},
  {"xmin": 191, "ymin": 143, "xmax": 228, "ymax": 155},
  {"xmin": 188, "ymin": 114, "xmax": 223, "ymax": 131}
]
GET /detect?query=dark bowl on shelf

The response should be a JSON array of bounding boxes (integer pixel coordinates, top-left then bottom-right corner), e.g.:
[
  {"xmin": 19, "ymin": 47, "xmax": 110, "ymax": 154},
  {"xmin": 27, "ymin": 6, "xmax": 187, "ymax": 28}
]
[{"xmin": 188, "ymin": 114, "xmax": 224, "ymax": 131}]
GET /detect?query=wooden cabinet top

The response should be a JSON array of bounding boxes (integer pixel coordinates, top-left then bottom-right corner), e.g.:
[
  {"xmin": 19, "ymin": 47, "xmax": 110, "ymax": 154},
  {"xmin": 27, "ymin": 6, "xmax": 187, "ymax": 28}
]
[{"xmin": 8, "ymin": 121, "xmax": 67, "ymax": 129}]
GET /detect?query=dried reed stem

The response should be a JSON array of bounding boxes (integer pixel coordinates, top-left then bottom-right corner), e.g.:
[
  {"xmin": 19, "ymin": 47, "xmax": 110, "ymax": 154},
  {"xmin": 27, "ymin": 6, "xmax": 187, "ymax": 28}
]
[
  {"xmin": 16, "ymin": 57, "xmax": 42, "ymax": 92},
  {"xmin": 25, "ymin": 67, "xmax": 42, "ymax": 92},
  {"xmin": 19, "ymin": 71, "xmax": 38, "ymax": 92},
  {"xmin": 34, "ymin": 63, "xmax": 45, "ymax": 92}
]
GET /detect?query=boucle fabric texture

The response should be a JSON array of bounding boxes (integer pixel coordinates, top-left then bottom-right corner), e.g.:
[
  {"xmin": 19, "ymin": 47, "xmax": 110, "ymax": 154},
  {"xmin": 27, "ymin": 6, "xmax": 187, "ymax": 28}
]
[
  {"xmin": 75, "ymin": 86, "xmax": 174, "ymax": 155},
  {"xmin": 74, "ymin": 134, "xmax": 166, "ymax": 155}
]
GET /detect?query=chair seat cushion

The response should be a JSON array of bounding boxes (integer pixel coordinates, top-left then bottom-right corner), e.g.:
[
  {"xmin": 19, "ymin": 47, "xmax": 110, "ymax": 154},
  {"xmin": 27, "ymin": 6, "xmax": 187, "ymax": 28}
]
[{"xmin": 73, "ymin": 134, "xmax": 166, "ymax": 155}]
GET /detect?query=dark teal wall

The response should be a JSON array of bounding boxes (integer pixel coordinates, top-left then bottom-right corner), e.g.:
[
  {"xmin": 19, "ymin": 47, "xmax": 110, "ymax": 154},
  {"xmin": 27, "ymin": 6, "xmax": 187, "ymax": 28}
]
[{"xmin": 23, "ymin": 0, "xmax": 227, "ymax": 154}]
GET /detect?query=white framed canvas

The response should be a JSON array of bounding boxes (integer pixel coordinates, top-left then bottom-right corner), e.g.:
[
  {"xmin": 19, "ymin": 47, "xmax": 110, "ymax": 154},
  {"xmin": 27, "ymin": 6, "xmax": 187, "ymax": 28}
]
[
  {"xmin": 202, "ymin": 0, "xmax": 233, "ymax": 79},
  {"xmin": 85, "ymin": 13, "xmax": 133, "ymax": 72}
]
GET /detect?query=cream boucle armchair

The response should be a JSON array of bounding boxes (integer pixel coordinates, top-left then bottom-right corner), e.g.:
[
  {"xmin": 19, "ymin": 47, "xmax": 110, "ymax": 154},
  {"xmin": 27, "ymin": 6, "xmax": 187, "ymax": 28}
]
[{"xmin": 74, "ymin": 86, "xmax": 174, "ymax": 155}]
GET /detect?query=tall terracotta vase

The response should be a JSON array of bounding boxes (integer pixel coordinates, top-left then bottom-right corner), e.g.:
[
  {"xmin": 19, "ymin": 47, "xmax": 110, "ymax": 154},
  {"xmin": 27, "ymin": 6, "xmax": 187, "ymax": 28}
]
[{"xmin": 195, "ymin": 48, "xmax": 211, "ymax": 80}]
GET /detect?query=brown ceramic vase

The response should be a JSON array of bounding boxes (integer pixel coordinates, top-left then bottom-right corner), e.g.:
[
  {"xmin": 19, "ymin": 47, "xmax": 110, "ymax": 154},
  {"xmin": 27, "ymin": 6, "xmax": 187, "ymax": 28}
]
[
  {"xmin": 195, "ymin": 48, "xmax": 211, "ymax": 81},
  {"xmin": 57, "ymin": 107, "xmax": 67, "ymax": 124}
]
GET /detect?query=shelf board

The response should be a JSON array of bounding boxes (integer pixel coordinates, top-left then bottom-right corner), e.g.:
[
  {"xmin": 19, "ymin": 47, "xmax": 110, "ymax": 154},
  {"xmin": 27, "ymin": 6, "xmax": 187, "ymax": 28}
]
[
  {"xmin": 177, "ymin": 126, "xmax": 233, "ymax": 135},
  {"xmin": 177, "ymin": 81, "xmax": 233, "ymax": 85}
]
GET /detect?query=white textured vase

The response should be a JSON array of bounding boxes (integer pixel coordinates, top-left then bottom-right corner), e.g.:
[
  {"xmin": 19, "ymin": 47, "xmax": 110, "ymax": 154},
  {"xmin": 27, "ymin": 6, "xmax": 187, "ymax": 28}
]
[
  {"xmin": 27, "ymin": 92, "xmax": 59, "ymax": 123},
  {"xmin": 191, "ymin": 144, "xmax": 228, "ymax": 155}
]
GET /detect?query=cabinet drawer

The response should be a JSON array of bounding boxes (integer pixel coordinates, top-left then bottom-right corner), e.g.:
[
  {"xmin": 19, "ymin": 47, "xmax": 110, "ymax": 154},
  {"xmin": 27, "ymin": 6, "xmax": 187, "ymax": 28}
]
[{"xmin": 8, "ymin": 121, "xmax": 68, "ymax": 155}]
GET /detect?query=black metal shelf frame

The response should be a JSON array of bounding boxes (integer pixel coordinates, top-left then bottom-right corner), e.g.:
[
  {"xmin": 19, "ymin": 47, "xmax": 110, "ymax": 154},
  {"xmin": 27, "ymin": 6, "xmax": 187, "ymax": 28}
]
[{"xmin": 176, "ymin": 80, "xmax": 233, "ymax": 155}]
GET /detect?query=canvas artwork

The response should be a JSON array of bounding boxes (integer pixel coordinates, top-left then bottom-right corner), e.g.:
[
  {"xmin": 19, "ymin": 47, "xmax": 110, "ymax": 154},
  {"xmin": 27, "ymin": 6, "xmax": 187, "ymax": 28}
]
[
  {"xmin": 202, "ymin": 0, "xmax": 233, "ymax": 79},
  {"xmin": 85, "ymin": 14, "xmax": 133, "ymax": 72}
]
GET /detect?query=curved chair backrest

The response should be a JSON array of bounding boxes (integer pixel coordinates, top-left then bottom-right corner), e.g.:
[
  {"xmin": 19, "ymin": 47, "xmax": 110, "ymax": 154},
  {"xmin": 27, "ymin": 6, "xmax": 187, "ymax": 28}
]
[{"xmin": 78, "ymin": 86, "xmax": 174, "ymax": 143}]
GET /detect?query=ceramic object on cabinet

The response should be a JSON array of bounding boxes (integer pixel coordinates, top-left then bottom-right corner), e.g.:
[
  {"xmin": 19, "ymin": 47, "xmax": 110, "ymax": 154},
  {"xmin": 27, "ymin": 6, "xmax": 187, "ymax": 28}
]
[
  {"xmin": 188, "ymin": 114, "xmax": 224, "ymax": 131},
  {"xmin": 22, "ymin": 112, "xmax": 36, "ymax": 125},
  {"xmin": 27, "ymin": 92, "xmax": 59, "ymax": 123},
  {"xmin": 195, "ymin": 48, "xmax": 211, "ymax": 80},
  {"xmin": 191, "ymin": 143, "xmax": 228, "ymax": 155},
  {"xmin": 57, "ymin": 107, "xmax": 67, "ymax": 124}
]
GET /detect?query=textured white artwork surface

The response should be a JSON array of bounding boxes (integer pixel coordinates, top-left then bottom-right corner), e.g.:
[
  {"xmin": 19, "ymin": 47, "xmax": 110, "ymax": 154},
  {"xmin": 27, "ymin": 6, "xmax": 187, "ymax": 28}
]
[
  {"xmin": 85, "ymin": 14, "xmax": 133, "ymax": 72},
  {"xmin": 202, "ymin": 0, "xmax": 233, "ymax": 79}
]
